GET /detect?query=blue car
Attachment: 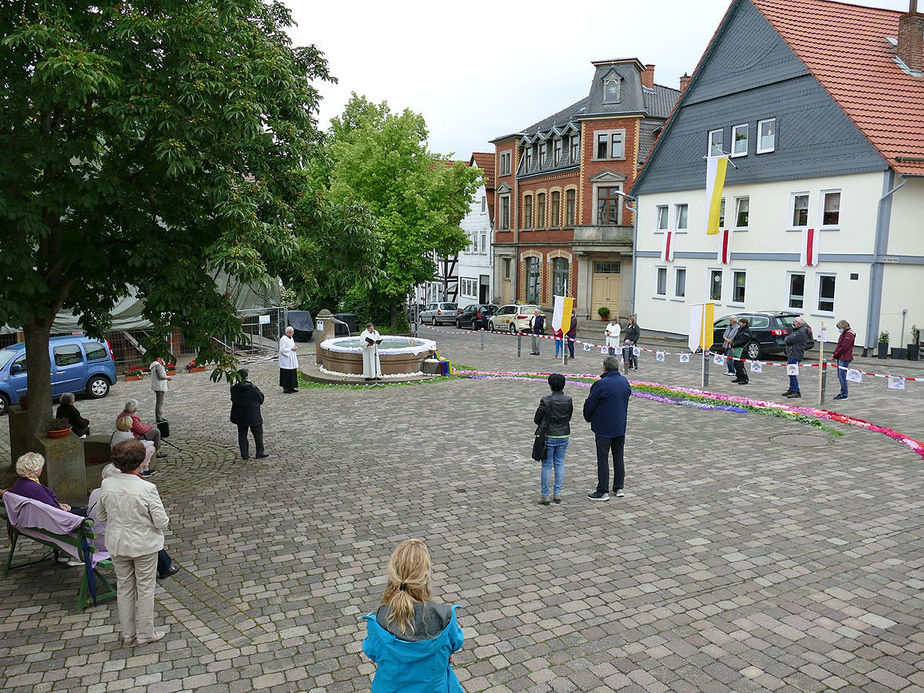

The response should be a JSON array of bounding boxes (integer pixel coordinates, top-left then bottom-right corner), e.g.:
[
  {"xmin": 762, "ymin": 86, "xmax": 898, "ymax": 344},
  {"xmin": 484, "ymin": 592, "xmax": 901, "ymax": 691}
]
[{"xmin": 0, "ymin": 335, "xmax": 117, "ymax": 415}]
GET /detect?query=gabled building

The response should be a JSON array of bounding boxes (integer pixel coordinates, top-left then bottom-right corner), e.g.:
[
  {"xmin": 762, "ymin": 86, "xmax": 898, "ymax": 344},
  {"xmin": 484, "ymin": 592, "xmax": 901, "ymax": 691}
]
[
  {"xmin": 455, "ymin": 152, "xmax": 495, "ymax": 306},
  {"xmin": 491, "ymin": 59, "xmax": 680, "ymax": 320},
  {"xmin": 631, "ymin": 0, "xmax": 924, "ymax": 350}
]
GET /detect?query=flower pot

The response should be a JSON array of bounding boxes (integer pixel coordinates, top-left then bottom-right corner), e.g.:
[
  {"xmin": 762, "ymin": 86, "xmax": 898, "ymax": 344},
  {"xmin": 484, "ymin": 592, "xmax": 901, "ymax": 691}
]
[
  {"xmin": 186, "ymin": 366, "xmax": 206, "ymax": 373},
  {"xmin": 891, "ymin": 347, "xmax": 906, "ymax": 360},
  {"xmin": 46, "ymin": 427, "xmax": 72, "ymax": 439},
  {"xmin": 877, "ymin": 343, "xmax": 889, "ymax": 358},
  {"xmin": 165, "ymin": 370, "xmax": 177, "ymax": 377},
  {"xmin": 908, "ymin": 344, "xmax": 920, "ymax": 361},
  {"xmin": 125, "ymin": 375, "xmax": 144, "ymax": 381}
]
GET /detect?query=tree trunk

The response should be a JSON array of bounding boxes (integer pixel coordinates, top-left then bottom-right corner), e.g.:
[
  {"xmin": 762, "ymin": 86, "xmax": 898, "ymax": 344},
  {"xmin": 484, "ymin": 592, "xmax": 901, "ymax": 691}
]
[
  {"xmin": 22, "ymin": 317, "xmax": 55, "ymax": 451},
  {"xmin": 390, "ymin": 302, "xmax": 398, "ymax": 331}
]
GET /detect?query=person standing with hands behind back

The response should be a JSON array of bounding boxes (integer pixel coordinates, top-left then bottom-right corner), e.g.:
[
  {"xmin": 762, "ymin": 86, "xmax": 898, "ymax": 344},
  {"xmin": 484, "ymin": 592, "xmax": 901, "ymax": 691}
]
[
  {"xmin": 832, "ymin": 319, "xmax": 856, "ymax": 400},
  {"xmin": 584, "ymin": 356, "xmax": 631, "ymax": 502},
  {"xmin": 363, "ymin": 539, "xmax": 464, "ymax": 693},
  {"xmin": 230, "ymin": 368, "xmax": 267, "ymax": 460},
  {"xmin": 278, "ymin": 326, "xmax": 299, "ymax": 394}
]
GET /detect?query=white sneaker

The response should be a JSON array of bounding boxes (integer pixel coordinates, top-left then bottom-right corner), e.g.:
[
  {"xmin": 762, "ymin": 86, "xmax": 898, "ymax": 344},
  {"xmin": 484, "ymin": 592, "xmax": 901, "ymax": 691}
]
[
  {"xmin": 614, "ymin": 489, "xmax": 625, "ymax": 498},
  {"xmin": 724, "ymin": 372, "xmax": 736, "ymax": 376}
]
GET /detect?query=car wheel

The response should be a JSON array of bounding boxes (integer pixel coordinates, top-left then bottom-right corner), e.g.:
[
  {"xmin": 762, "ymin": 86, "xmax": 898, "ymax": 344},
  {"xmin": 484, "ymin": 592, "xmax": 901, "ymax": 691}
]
[
  {"xmin": 508, "ymin": 322, "xmax": 517, "ymax": 334},
  {"xmin": 745, "ymin": 341, "xmax": 762, "ymax": 360},
  {"xmin": 0, "ymin": 393, "xmax": 9, "ymax": 416},
  {"xmin": 86, "ymin": 375, "xmax": 110, "ymax": 399},
  {"xmin": 488, "ymin": 320, "xmax": 495, "ymax": 332}
]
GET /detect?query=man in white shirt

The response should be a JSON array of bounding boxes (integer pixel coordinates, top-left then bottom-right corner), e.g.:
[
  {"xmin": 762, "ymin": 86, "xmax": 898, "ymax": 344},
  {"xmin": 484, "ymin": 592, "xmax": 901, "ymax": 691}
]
[
  {"xmin": 278, "ymin": 326, "xmax": 299, "ymax": 393},
  {"xmin": 361, "ymin": 323, "xmax": 382, "ymax": 381}
]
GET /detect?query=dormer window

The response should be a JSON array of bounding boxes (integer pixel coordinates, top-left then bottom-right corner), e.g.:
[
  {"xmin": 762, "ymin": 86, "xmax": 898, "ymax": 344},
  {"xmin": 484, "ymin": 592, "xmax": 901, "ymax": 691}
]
[
  {"xmin": 603, "ymin": 71, "xmax": 621, "ymax": 104},
  {"xmin": 553, "ymin": 138, "xmax": 562, "ymax": 165},
  {"xmin": 524, "ymin": 146, "xmax": 533, "ymax": 172},
  {"xmin": 538, "ymin": 141, "xmax": 547, "ymax": 168}
]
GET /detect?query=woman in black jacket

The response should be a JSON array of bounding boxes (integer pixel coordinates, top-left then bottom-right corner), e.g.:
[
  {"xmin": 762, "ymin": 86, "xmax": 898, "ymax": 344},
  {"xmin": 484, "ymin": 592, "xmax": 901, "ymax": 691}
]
[
  {"xmin": 731, "ymin": 317, "xmax": 752, "ymax": 385},
  {"xmin": 534, "ymin": 373, "xmax": 573, "ymax": 505}
]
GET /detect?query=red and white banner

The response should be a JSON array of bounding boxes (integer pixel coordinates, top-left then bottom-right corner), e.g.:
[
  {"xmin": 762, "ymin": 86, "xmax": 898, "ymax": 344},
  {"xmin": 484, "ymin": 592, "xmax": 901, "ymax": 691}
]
[
  {"xmin": 800, "ymin": 227, "xmax": 818, "ymax": 267},
  {"xmin": 717, "ymin": 228, "xmax": 732, "ymax": 264},
  {"xmin": 661, "ymin": 230, "xmax": 674, "ymax": 262}
]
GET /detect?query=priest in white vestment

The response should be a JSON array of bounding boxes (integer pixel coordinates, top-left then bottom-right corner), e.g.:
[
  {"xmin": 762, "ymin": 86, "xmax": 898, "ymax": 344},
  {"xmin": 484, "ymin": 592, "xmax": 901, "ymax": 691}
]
[
  {"xmin": 278, "ymin": 326, "xmax": 299, "ymax": 393},
  {"xmin": 361, "ymin": 323, "xmax": 382, "ymax": 381}
]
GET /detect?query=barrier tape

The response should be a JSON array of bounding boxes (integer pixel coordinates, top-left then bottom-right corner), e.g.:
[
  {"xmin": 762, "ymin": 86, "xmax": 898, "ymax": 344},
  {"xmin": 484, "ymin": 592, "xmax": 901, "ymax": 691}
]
[{"xmin": 416, "ymin": 322, "xmax": 918, "ymax": 384}]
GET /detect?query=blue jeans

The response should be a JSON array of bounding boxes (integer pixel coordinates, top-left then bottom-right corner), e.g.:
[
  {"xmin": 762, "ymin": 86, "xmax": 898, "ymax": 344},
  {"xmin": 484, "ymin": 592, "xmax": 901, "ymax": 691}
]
[
  {"xmin": 554, "ymin": 338, "xmax": 562, "ymax": 356},
  {"xmin": 788, "ymin": 357, "xmax": 801, "ymax": 393},
  {"xmin": 837, "ymin": 359, "xmax": 850, "ymax": 396},
  {"xmin": 726, "ymin": 355, "xmax": 736, "ymax": 374},
  {"xmin": 541, "ymin": 437, "xmax": 569, "ymax": 497}
]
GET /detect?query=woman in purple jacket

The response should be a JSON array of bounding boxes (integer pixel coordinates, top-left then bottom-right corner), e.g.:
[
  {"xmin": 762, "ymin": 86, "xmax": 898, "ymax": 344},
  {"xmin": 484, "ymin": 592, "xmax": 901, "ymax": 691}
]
[{"xmin": 9, "ymin": 452, "xmax": 85, "ymax": 515}]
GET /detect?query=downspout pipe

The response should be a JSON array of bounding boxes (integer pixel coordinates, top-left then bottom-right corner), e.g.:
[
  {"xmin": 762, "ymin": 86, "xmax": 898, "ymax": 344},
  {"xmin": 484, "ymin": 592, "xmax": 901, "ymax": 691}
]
[{"xmin": 866, "ymin": 171, "xmax": 907, "ymax": 350}]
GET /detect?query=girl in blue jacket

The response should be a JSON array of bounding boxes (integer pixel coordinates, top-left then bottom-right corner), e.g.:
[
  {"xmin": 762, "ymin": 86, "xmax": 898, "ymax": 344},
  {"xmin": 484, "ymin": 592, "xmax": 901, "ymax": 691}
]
[{"xmin": 363, "ymin": 539, "xmax": 464, "ymax": 692}]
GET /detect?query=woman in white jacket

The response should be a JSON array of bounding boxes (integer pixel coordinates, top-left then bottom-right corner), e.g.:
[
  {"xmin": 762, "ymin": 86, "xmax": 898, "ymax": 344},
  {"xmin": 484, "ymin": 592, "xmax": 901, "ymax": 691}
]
[
  {"xmin": 98, "ymin": 440, "xmax": 170, "ymax": 647},
  {"xmin": 604, "ymin": 318, "xmax": 622, "ymax": 356}
]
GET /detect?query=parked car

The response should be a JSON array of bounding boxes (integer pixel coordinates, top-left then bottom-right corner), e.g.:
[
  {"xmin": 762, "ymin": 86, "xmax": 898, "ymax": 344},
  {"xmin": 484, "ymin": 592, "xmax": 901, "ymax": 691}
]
[
  {"xmin": 489, "ymin": 304, "xmax": 543, "ymax": 333},
  {"xmin": 418, "ymin": 302, "xmax": 459, "ymax": 326},
  {"xmin": 0, "ymin": 335, "xmax": 117, "ymax": 415},
  {"xmin": 711, "ymin": 312, "xmax": 815, "ymax": 360},
  {"xmin": 456, "ymin": 304, "xmax": 498, "ymax": 330}
]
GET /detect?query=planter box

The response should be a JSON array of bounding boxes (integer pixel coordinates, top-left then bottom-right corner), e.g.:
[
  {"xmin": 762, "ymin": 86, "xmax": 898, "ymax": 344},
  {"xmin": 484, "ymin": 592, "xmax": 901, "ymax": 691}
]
[
  {"xmin": 907, "ymin": 344, "xmax": 920, "ymax": 361},
  {"xmin": 877, "ymin": 343, "xmax": 889, "ymax": 358},
  {"xmin": 125, "ymin": 375, "xmax": 144, "ymax": 381},
  {"xmin": 891, "ymin": 347, "xmax": 907, "ymax": 360},
  {"xmin": 186, "ymin": 366, "xmax": 206, "ymax": 373},
  {"xmin": 165, "ymin": 369, "xmax": 177, "ymax": 377}
]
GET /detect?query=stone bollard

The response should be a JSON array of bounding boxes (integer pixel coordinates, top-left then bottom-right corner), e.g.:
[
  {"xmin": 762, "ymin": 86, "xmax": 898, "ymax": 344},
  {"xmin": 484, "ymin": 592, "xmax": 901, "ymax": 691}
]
[
  {"xmin": 7, "ymin": 405, "xmax": 32, "ymax": 464},
  {"xmin": 315, "ymin": 309, "xmax": 336, "ymax": 365},
  {"xmin": 35, "ymin": 432, "xmax": 88, "ymax": 503}
]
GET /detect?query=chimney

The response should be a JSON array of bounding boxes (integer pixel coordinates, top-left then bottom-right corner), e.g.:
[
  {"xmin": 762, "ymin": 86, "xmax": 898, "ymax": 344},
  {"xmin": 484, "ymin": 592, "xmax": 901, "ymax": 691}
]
[
  {"xmin": 898, "ymin": 0, "xmax": 924, "ymax": 73},
  {"xmin": 679, "ymin": 72, "xmax": 692, "ymax": 91},
  {"xmin": 641, "ymin": 64, "xmax": 655, "ymax": 88}
]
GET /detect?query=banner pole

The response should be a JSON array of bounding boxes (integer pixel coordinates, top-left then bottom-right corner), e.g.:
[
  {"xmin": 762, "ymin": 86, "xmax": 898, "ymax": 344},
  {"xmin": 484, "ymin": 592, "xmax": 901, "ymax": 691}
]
[{"xmin": 818, "ymin": 322, "xmax": 825, "ymax": 406}]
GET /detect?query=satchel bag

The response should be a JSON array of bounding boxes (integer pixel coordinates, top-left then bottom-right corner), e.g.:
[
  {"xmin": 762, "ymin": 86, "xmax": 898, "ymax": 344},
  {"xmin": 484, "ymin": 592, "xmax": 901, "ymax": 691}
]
[{"xmin": 531, "ymin": 434, "xmax": 548, "ymax": 462}]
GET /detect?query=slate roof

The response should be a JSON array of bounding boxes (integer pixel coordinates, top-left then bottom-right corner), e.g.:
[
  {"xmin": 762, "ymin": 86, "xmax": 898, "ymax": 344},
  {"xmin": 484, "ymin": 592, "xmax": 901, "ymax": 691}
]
[
  {"xmin": 754, "ymin": 0, "xmax": 924, "ymax": 175},
  {"xmin": 469, "ymin": 152, "xmax": 495, "ymax": 190}
]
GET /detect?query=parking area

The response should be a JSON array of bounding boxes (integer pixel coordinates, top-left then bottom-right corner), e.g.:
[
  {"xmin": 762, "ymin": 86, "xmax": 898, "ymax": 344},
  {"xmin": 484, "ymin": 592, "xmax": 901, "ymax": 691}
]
[{"xmin": 1, "ymin": 327, "xmax": 922, "ymax": 692}]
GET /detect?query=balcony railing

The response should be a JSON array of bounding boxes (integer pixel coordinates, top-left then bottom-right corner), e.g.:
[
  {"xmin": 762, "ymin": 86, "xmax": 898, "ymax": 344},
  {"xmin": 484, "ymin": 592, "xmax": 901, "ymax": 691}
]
[{"xmin": 572, "ymin": 225, "xmax": 633, "ymax": 244}]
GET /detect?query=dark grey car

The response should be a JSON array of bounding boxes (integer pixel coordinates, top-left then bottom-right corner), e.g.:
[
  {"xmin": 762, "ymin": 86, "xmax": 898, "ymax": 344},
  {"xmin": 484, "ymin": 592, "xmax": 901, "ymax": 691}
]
[{"xmin": 712, "ymin": 312, "xmax": 815, "ymax": 360}]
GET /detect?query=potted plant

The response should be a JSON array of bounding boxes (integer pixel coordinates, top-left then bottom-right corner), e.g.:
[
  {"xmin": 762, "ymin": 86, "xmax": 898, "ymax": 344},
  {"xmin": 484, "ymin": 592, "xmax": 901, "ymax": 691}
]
[
  {"xmin": 125, "ymin": 365, "xmax": 146, "ymax": 381},
  {"xmin": 908, "ymin": 325, "xmax": 920, "ymax": 361},
  {"xmin": 165, "ymin": 360, "xmax": 177, "ymax": 376},
  {"xmin": 185, "ymin": 361, "xmax": 205, "ymax": 373},
  {"xmin": 45, "ymin": 417, "xmax": 72, "ymax": 439},
  {"xmin": 597, "ymin": 306, "xmax": 611, "ymax": 321},
  {"xmin": 877, "ymin": 331, "xmax": 889, "ymax": 358}
]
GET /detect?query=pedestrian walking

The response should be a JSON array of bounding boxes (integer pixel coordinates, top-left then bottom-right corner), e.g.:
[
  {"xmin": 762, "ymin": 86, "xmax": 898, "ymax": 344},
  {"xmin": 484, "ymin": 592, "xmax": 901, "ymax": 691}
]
[
  {"xmin": 362, "ymin": 539, "xmax": 464, "ymax": 693},
  {"xmin": 533, "ymin": 373, "xmax": 573, "ymax": 505},
  {"xmin": 721, "ymin": 317, "xmax": 739, "ymax": 376},
  {"xmin": 625, "ymin": 315, "xmax": 640, "ymax": 370},
  {"xmin": 832, "ymin": 319, "xmax": 856, "ymax": 400},
  {"xmin": 566, "ymin": 311, "xmax": 578, "ymax": 359},
  {"xmin": 278, "ymin": 326, "xmax": 299, "ymax": 393},
  {"xmin": 230, "ymin": 368, "xmax": 267, "ymax": 460},
  {"xmin": 783, "ymin": 316, "xmax": 810, "ymax": 398},
  {"xmin": 730, "ymin": 317, "xmax": 752, "ymax": 385},
  {"xmin": 583, "ymin": 356, "xmax": 631, "ymax": 502},
  {"xmin": 604, "ymin": 318, "xmax": 621, "ymax": 356},
  {"xmin": 529, "ymin": 309, "xmax": 545, "ymax": 355},
  {"xmin": 149, "ymin": 356, "xmax": 172, "ymax": 422}
]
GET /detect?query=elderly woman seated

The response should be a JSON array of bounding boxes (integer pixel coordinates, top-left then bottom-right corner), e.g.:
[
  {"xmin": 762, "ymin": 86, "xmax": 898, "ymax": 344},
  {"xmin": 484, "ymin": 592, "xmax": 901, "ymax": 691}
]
[
  {"xmin": 88, "ymin": 463, "xmax": 179, "ymax": 580},
  {"xmin": 56, "ymin": 392, "xmax": 90, "ymax": 438},
  {"xmin": 111, "ymin": 415, "xmax": 157, "ymax": 477},
  {"xmin": 117, "ymin": 399, "xmax": 167, "ymax": 459}
]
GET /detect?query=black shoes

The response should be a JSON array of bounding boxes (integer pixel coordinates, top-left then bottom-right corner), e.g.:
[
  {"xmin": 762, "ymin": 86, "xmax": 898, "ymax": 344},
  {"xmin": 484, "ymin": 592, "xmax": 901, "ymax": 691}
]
[
  {"xmin": 255, "ymin": 453, "xmax": 269, "ymax": 459},
  {"xmin": 157, "ymin": 565, "xmax": 180, "ymax": 580}
]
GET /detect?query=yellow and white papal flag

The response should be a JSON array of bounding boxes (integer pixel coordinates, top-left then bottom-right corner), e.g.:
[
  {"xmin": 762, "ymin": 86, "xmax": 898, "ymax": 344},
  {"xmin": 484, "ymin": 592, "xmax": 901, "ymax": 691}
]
[{"xmin": 705, "ymin": 155, "xmax": 729, "ymax": 235}]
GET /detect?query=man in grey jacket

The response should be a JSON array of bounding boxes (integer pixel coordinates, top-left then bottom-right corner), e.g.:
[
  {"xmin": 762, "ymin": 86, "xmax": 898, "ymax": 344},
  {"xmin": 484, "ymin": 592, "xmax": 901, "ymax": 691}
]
[
  {"xmin": 722, "ymin": 317, "xmax": 739, "ymax": 376},
  {"xmin": 149, "ymin": 356, "xmax": 172, "ymax": 422},
  {"xmin": 783, "ymin": 317, "xmax": 810, "ymax": 398}
]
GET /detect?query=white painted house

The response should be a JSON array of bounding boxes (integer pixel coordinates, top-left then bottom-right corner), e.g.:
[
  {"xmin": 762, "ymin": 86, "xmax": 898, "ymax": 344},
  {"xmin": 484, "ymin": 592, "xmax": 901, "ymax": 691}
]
[{"xmin": 631, "ymin": 0, "xmax": 924, "ymax": 352}]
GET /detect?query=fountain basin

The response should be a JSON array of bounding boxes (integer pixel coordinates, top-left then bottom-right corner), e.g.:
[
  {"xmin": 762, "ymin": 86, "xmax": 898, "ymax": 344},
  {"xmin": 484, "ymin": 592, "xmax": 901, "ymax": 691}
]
[{"xmin": 319, "ymin": 336, "xmax": 437, "ymax": 376}]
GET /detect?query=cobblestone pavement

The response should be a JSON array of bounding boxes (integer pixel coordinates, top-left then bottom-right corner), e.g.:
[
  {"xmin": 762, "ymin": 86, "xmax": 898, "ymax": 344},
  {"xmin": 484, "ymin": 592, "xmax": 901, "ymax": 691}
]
[{"xmin": 1, "ymin": 327, "xmax": 923, "ymax": 692}]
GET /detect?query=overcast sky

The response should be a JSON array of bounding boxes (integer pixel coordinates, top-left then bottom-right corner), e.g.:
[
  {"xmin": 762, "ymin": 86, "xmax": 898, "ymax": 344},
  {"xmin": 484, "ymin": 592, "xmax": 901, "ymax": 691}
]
[{"xmin": 287, "ymin": 0, "xmax": 911, "ymax": 160}]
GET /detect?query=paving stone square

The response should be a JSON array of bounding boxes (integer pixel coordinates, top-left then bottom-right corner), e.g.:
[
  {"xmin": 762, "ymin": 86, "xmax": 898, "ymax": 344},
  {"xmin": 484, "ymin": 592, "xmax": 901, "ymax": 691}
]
[{"xmin": 1, "ymin": 328, "xmax": 923, "ymax": 692}]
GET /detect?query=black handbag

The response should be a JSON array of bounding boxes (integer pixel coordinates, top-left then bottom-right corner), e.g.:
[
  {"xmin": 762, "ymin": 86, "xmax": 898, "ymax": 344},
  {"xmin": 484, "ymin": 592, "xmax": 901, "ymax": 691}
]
[
  {"xmin": 531, "ymin": 434, "xmax": 548, "ymax": 462},
  {"xmin": 156, "ymin": 419, "xmax": 170, "ymax": 438}
]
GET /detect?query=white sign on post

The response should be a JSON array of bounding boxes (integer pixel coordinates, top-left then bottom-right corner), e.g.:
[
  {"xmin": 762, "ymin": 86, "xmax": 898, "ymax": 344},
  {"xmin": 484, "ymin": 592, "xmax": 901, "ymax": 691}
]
[
  {"xmin": 258, "ymin": 314, "xmax": 270, "ymax": 325},
  {"xmin": 316, "ymin": 320, "xmax": 324, "ymax": 331}
]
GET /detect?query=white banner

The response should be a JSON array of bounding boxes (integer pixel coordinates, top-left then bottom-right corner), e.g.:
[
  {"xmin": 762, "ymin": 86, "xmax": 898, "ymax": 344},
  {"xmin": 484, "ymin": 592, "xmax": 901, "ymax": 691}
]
[
  {"xmin": 888, "ymin": 376, "xmax": 906, "ymax": 390},
  {"xmin": 846, "ymin": 368, "xmax": 863, "ymax": 383},
  {"xmin": 679, "ymin": 353, "xmax": 691, "ymax": 363},
  {"xmin": 787, "ymin": 363, "xmax": 800, "ymax": 376},
  {"xmin": 713, "ymin": 354, "xmax": 725, "ymax": 366},
  {"xmin": 750, "ymin": 361, "xmax": 762, "ymax": 372}
]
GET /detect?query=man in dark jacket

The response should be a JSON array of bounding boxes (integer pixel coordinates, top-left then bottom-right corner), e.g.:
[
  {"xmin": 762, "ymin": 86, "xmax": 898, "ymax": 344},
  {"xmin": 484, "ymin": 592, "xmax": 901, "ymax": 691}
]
[
  {"xmin": 783, "ymin": 317, "xmax": 810, "ymax": 398},
  {"xmin": 530, "ymin": 309, "xmax": 545, "ymax": 356},
  {"xmin": 567, "ymin": 311, "xmax": 578, "ymax": 358},
  {"xmin": 583, "ymin": 356, "xmax": 631, "ymax": 501},
  {"xmin": 730, "ymin": 317, "xmax": 752, "ymax": 385},
  {"xmin": 230, "ymin": 369, "xmax": 267, "ymax": 460},
  {"xmin": 533, "ymin": 373, "xmax": 573, "ymax": 505}
]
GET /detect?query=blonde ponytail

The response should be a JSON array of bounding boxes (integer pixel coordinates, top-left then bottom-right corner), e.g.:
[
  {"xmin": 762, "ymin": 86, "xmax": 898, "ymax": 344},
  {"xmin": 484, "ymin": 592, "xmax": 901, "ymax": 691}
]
[{"xmin": 381, "ymin": 539, "xmax": 433, "ymax": 635}]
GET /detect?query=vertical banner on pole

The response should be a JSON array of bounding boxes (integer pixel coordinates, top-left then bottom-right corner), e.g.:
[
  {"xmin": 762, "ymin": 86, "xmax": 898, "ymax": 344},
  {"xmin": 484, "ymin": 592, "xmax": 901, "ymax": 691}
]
[
  {"xmin": 552, "ymin": 295, "xmax": 574, "ymax": 365},
  {"xmin": 689, "ymin": 303, "xmax": 715, "ymax": 387}
]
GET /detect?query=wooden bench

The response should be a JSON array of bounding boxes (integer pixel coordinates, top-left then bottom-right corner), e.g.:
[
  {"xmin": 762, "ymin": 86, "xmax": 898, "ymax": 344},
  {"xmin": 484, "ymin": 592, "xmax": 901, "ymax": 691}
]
[{"xmin": 1, "ymin": 491, "xmax": 117, "ymax": 612}]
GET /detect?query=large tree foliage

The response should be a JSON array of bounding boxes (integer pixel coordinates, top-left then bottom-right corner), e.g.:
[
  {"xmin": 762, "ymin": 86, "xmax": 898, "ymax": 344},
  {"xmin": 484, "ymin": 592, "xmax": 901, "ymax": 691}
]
[
  {"xmin": 319, "ymin": 95, "xmax": 480, "ymax": 327},
  {"xmin": 0, "ymin": 1, "xmax": 379, "ymax": 439}
]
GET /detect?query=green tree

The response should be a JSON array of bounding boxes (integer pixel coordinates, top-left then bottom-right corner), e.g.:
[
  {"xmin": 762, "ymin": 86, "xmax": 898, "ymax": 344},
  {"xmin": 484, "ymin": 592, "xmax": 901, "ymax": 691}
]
[
  {"xmin": 321, "ymin": 95, "xmax": 481, "ymax": 327},
  {"xmin": 0, "ymin": 1, "xmax": 379, "ymax": 441}
]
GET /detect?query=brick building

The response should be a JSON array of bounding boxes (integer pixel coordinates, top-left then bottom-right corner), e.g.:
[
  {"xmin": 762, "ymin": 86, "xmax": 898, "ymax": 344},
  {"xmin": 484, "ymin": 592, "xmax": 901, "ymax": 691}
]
[{"xmin": 491, "ymin": 58, "xmax": 679, "ymax": 321}]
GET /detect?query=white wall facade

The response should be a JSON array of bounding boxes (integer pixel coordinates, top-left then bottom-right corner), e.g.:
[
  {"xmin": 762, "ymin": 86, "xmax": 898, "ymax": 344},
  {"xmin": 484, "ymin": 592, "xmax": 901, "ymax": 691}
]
[
  {"xmin": 634, "ymin": 170, "xmax": 924, "ymax": 348},
  {"xmin": 455, "ymin": 182, "xmax": 493, "ymax": 307}
]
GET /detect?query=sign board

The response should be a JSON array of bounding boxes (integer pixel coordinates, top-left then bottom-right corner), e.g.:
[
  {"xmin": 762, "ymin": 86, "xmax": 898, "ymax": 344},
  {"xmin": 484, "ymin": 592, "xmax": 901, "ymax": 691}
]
[
  {"xmin": 316, "ymin": 320, "xmax": 324, "ymax": 331},
  {"xmin": 258, "ymin": 314, "xmax": 271, "ymax": 325}
]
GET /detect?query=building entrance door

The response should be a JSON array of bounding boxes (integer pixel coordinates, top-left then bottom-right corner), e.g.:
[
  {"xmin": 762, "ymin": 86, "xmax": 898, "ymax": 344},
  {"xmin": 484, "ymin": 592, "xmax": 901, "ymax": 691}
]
[{"xmin": 591, "ymin": 261, "xmax": 621, "ymax": 317}]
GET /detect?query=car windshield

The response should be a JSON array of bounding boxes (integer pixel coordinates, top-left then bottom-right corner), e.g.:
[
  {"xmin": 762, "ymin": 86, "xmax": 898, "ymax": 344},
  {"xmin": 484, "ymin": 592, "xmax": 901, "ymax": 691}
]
[
  {"xmin": 442, "ymin": 303, "xmax": 457, "ymax": 310},
  {"xmin": 0, "ymin": 350, "xmax": 16, "ymax": 370}
]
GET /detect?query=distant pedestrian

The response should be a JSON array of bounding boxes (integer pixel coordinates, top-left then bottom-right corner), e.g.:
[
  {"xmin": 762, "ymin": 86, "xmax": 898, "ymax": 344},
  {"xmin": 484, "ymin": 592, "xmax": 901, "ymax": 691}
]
[
  {"xmin": 279, "ymin": 326, "xmax": 299, "ymax": 394},
  {"xmin": 149, "ymin": 356, "xmax": 172, "ymax": 422},
  {"xmin": 783, "ymin": 316, "xmax": 810, "ymax": 398},
  {"xmin": 363, "ymin": 539, "xmax": 464, "ymax": 693},
  {"xmin": 604, "ymin": 318, "xmax": 621, "ymax": 356},
  {"xmin": 622, "ymin": 339, "xmax": 634, "ymax": 373},
  {"xmin": 230, "ymin": 369, "xmax": 267, "ymax": 460},
  {"xmin": 529, "ymin": 309, "xmax": 545, "ymax": 355},
  {"xmin": 721, "ymin": 317, "xmax": 739, "ymax": 376},
  {"xmin": 553, "ymin": 328, "xmax": 563, "ymax": 358},
  {"xmin": 534, "ymin": 373, "xmax": 573, "ymax": 505},
  {"xmin": 624, "ymin": 315, "xmax": 640, "ymax": 370},
  {"xmin": 583, "ymin": 356, "xmax": 631, "ymax": 502},
  {"xmin": 730, "ymin": 317, "xmax": 752, "ymax": 385},
  {"xmin": 832, "ymin": 319, "xmax": 856, "ymax": 400},
  {"xmin": 567, "ymin": 311, "xmax": 578, "ymax": 359}
]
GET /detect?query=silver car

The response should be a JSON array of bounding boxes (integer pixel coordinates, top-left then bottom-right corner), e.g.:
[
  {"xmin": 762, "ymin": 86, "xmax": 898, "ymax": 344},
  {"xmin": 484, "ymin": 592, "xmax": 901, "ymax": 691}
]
[{"xmin": 418, "ymin": 302, "xmax": 459, "ymax": 326}]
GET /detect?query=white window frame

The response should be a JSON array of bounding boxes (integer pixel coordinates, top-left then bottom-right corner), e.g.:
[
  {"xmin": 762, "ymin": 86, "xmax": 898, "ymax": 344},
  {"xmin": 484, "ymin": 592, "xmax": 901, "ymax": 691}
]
[
  {"xmin": 757, "ymin": 118, "xmax": 776, "ymax": 154},
  {"xmin": 655, "ymin": 266, "xmax": 668, "ymax": 299},
  {"xmin": 569, "ymin": 135, "xmax": 580, "ymax": 164},
  {"xmin": 499, "ymin": 150, "xmax": 512, "ymax": 176},
  {"xmin": 817, "ymin": 274, "xmax": 836, "ymax": 314},
  {"xmin": 708, "ymin": 268, "xmax": 723, "ymax": 303},
  {"xmin": 592, "ymin": 129, "xmax": 626, "ymax": 161},
  {"xmin": 790, "ymin": 192, "xmax": 810, "ymax": 230},
  {"xmin": 734, "ymin": 196, "xmax": 749, "ymax": 231},
  {"xmin": 480, "ymin": 196, "xmax": 486, "ymax": 214},
  {"xmin": 656, "ymin": 205, "xmax": 669, "ymax": 233},
  {"xmin": 820, "ymin": 189, "xmax": 841, "ymax": 230},
  {"xmin": 708, "ymin": 129, "xmax": 724, "ymax": 156},
  {"xmin": 480, "ymin": 232, "xmax": 487, "ymax": 254},
  {"xmin": 730, "ymin": 269, "xmax": 747, "ymax": 306},
  {"xmin": 731, "ymin": 123, "xmax": 749, "ymax": 157},
  {"xmin": 718, "ymin": 198, "xmax": 725, "ymax": 228},
  {"xmin": 674, "ymin": 202, "xmax": 689, "ymax": 233},
  {"xmin": 672, "ymin": 267, "xmax": 687, "ymax": 301},
  {"xmin": 499, "ymin": 194, "xmax": 510, "ymax": 230},
  {"xmin": 787, "ymin": 271, "xmax": 805, "ymax": 311}
]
